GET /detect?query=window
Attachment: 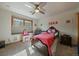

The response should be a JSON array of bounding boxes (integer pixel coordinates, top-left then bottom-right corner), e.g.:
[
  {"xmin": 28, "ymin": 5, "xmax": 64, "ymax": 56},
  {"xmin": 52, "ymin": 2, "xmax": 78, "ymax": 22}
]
[{"xmin": 11, "ymin": 16, "xmax": 33, "ymax": 34}]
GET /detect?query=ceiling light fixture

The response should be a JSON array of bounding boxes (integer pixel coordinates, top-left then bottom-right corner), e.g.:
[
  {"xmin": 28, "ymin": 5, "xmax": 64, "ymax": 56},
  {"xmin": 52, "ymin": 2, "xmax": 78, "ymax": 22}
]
[{"xmin": 35, "ymin": 9, "xmax": 39, "ymax": 13}]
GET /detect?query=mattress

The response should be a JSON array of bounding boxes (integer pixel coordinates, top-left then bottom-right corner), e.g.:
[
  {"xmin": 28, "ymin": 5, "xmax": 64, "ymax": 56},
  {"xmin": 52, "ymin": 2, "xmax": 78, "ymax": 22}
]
[
  {"xmin": 33, "ymin": 40, "xmax": 48, "ymax": 56},
  {"xmin": 32, "ymin": 38, "xmax": 58, "ymax": 56}
]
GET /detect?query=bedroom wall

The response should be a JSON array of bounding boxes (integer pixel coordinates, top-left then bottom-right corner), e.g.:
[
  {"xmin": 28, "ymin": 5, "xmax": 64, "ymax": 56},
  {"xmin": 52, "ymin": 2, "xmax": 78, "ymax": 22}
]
[
  {"xmin": 38, "ymin": 8, "xmax": 79, "ymax": 45},
  {"xmin": 0, "ymin": 8, "xmax": 38, "ymax": 44}
]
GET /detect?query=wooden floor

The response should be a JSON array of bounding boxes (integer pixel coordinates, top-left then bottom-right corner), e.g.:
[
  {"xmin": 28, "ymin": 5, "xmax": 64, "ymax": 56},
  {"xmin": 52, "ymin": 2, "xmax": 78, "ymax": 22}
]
[
  {"xmin": 0, "ymin": 42, "xmax": 26, "ymax": 56},
  {"xmin": 0, "ymin": 41, "xmax": 78, "ymax": 56},
  {"xmin": 55, "ymin": 43, "xmax": 78, "ymax": 56}
]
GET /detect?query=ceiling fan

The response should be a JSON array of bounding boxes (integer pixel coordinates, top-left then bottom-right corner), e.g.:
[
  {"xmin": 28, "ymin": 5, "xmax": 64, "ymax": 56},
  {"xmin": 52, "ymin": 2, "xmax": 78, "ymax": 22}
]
[{"xmin": 25, "ymin": 2, "xmax": 47, "ymax": 15}]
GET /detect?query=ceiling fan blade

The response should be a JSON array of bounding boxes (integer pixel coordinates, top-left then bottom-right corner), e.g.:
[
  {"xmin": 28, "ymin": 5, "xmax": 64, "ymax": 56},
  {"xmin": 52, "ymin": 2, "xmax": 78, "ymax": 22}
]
[
  {"xmin": 29, "ymin": 2, "xmax": 38, "ymax": 6},
  {"xmin": 39, "ymin": 2, "xmax": 47, "ymax": 7},
  {"xmin": 39, "ymin": 10, "xmax": 45, "ymax": 14},
  {"xmin": 32, "ymin": 11, "xmax": 35, "ymax": 15},
  {"xmin": 30, "ymin": 11, "xmax": 35, "ymax": 15},
  {"xmin": 29, "ymin": 2, "xmax": 39, "ymax": 10},
  {"xmin": 39, "ymin": 7, "xmax": 45, "ymax": 11}
]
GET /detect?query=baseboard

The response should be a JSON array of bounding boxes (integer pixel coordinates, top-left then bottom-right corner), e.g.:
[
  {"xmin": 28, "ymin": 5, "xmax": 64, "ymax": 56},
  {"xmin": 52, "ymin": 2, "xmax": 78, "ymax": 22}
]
[{"xmin": 5, "ymin": 40, "xmax": 21, "ymax": 46}]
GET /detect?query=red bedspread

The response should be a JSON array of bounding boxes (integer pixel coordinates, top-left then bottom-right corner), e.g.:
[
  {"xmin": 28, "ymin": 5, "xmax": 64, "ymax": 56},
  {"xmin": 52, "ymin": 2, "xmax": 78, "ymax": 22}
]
[{"xmin": 33, "ymin": 32, "xmax": 55, "ymax": 55}]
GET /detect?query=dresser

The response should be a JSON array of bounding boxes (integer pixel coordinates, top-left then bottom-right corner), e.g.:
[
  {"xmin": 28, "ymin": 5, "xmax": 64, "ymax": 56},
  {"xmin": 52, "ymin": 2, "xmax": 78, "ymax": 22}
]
[
  {"xmin": 0, "ymin": 40, "xmax": 5, "ymax": 48},
  {"xmin": 60, "ymin": 34, "xmax": 72, "ymax": 47}
]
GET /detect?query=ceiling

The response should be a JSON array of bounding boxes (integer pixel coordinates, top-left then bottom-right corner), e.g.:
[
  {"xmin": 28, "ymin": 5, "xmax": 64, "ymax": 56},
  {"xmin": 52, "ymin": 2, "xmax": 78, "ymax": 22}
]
[{"xmin": 0, "ymin": 2, "xmax": 79, "ymax": 20}]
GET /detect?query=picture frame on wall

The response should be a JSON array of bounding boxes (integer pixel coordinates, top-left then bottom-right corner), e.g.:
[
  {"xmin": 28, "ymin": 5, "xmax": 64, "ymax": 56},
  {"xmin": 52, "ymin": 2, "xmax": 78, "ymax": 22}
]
[{"xmin": 66, "ymin": 20, "xmax": 71, "ymax": 23}]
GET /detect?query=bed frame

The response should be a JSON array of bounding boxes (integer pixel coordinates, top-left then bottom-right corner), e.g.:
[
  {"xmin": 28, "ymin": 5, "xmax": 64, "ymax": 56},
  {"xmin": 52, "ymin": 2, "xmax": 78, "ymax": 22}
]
[{"xmin": 31, "ymin": 37, "xmax": 58, "ymax": 56}]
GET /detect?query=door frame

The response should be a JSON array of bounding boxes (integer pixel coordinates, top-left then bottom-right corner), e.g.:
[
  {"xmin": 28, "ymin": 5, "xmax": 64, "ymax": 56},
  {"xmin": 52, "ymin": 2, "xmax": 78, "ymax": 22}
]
[
  {"xmin": 77, "ymin": 13, "xmax": 79, "ymax": 55},
  {"xmin": 77, "ymin": 13, "xmax": 79, "ymax": 45}
]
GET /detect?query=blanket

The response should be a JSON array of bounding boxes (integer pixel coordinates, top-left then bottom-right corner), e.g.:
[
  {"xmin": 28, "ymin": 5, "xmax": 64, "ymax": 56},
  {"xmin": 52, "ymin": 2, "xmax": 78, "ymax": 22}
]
[{"xmin": 33, "ymin": 32, "xmax": 55, "ymax": 55}]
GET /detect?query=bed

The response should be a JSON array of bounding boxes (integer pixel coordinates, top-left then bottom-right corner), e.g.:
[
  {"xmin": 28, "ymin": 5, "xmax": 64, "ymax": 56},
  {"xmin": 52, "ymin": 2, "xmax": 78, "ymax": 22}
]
[{"xmin": 31, "ymin": 32, "xmax": 59, "ymax": 55}]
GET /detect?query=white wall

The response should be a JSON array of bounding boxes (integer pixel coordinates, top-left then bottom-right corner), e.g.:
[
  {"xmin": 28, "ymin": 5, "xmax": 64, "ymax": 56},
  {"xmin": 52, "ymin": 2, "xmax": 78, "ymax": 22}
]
[
  {"xmin": 0, "ymin": 8, "xmax": 11, "ymax": 44},
  {"xmin": 0, "ymin": 8, "xmax": 38, "ymax": 44},
  {"xmin": 38, "ymin": 8, "xmax": 79, "ymax": 45},
  {"xmin": 38, "ymin": 19, "xmax": 48, "ymax": 31},
  {"xmin": 0, "ymin": 6, "xmax": 79, "ymax": 45}
]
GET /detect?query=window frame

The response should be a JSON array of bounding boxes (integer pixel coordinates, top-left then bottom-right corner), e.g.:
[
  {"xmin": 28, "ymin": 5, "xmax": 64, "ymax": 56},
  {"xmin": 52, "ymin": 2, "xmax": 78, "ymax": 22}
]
[{"xmin": 11, "ymin": 16, "xmax": 33, "ymax": 34}]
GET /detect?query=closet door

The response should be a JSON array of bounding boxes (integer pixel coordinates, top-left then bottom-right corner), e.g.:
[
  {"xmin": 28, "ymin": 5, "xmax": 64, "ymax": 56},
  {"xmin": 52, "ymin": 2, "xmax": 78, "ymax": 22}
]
[
  {"xmin": 78, "ymin": 13, "xmax": 79, "ymax": 45},
  {"xmin": 77, "ymin": 13, "xmax": 79, "ymax": 55}
]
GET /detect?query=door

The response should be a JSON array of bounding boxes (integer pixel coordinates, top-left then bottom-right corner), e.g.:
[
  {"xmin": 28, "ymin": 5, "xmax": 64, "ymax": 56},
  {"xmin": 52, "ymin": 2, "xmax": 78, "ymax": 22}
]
[
  {"xmin": 77, "ymin": 13, "xmax": 79, "ymax": 45},
  {"xmin": 77, "ymin": 13, "xmax": 79, "ymax": 55}
]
